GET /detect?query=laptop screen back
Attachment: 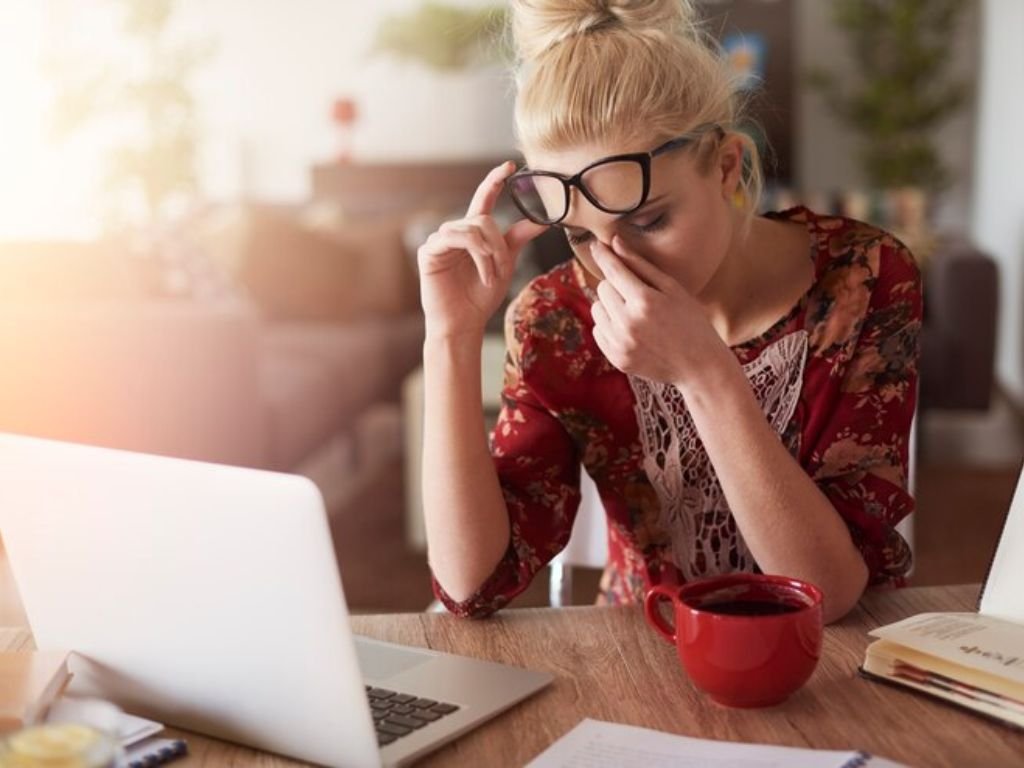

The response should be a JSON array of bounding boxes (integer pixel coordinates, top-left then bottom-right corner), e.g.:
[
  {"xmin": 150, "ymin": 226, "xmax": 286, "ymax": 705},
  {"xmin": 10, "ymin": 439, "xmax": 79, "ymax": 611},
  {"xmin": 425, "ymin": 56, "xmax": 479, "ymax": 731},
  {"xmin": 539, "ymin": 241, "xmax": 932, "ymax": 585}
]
[{"xmin": 0, "ymin": 433, "xmax": 380, "ymax": 768}]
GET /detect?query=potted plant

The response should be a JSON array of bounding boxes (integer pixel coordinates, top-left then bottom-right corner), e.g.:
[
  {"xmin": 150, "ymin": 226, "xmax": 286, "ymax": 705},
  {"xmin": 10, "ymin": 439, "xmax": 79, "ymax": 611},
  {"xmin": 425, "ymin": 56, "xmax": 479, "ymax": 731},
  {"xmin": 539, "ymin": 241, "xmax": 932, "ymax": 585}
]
[
  {"xmin": 807, "ymin": 0, "xmax": 971, "ymax": 255},
  {"xmin": 373, "ymin": 1, "xmax": 510, "ymax": 71},
  {"xmin": 352, "ymin": 2, "xmax": 514, "ymax": 162},
  {"xmin": 45, "ymin": 0, "xmax": 214, "ymax": 233},
  {"xmin": 808, "ymin": 0, "xmax": 971, "ymax": 192}
]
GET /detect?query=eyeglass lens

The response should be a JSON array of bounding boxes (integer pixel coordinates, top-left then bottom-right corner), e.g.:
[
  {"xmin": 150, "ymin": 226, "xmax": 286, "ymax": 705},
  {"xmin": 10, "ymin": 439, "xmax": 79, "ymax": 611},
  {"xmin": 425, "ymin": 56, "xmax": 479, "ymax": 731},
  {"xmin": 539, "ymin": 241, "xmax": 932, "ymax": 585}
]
[{"xmin": 511, "ymin": 158, "xmax": 646, "ymax": 224}]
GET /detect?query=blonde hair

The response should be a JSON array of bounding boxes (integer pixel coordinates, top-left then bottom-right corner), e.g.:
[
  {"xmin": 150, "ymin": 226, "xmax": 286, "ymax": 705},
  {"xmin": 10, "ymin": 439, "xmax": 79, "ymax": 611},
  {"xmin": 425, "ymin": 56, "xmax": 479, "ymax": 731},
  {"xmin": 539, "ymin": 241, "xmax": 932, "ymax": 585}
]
[{"xmin": 508, "ymin": 0, "xmax": 765, "ymax": 231}]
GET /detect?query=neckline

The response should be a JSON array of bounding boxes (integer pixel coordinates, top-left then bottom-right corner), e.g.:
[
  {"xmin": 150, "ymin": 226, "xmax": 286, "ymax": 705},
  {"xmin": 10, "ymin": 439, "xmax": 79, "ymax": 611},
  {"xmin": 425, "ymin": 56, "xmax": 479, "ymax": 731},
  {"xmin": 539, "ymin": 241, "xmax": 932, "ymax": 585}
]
[{"xmin": 729, "ymin": 206, "xmax": 820, "ymax": 352}]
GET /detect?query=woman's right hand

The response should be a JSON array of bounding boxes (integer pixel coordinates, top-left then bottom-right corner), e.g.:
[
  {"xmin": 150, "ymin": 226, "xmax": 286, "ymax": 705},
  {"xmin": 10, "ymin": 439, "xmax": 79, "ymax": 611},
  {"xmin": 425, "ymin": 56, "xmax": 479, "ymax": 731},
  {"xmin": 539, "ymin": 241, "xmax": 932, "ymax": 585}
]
[{"xmin": 417, "ymin": 161, "xmax": 548, "ymax": 340}]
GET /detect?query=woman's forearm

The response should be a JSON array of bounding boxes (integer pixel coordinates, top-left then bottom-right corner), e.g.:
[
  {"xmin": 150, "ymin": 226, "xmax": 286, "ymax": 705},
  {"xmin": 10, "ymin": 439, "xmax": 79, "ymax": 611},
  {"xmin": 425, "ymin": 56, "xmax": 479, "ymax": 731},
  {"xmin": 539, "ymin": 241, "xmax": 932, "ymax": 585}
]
[
  {"xmin": 421, "ymin": 333, "xmax": 511, "ymax": 603},
  {"xmin": 679, "ymin": 357, "xmax": 869, "ymax": 623}
]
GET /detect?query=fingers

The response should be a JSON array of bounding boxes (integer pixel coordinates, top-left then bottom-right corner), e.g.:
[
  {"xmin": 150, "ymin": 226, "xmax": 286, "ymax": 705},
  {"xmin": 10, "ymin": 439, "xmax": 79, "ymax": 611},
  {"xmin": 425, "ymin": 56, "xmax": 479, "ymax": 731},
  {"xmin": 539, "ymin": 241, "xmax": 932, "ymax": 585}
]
[
  {"xmin": 595, "ymin": 278, "xmax": 627, "ymax": 328},
  {"xmin": 462, "ymin": 160, "xmax": 549, "ymax": 284},
  {"xmin": 422, "ymin": 157, "xmax": 550, "ymax": 291},
  {"xmin": 589, "ymin": 240, "xmax": 649, "ymax": 302},
  {"xmin": 420, "ymin": 225, "xmax": 498, "ymax": 287},
  {"xmin": 473, "ymin": 216, "xmax": 513, "ymax": 281},
  {"xmin": 466, "ymin": 161, "xmax": 516, "ymax": 218},
  {"xmin": 504, "ymin": 218, "xmax": 549, "ymax": 257},
  {"xmin": 609, "ymin": 236, "xmax": 676, "ymax": 293},
  {"xmin": 591, "ymin": 312, "xmax": 615, "ymax": 362},
  {"xmin": 446, "ymin": 216, "xmax": 508, "ymax": 258},
  {"xmin": 589, "ymin": 238, "xmax": 673, "ymax": 363},
  {"xmin": 469, "ymin": 215, "xmax": 531, "ymax": 285}
]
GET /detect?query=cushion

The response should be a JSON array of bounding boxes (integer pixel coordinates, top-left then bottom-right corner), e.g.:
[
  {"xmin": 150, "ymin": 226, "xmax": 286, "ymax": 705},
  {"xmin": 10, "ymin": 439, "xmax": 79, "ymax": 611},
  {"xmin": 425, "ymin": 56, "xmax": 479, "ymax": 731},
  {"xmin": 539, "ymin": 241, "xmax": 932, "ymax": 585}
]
[
  {"xmin": 199, "ymin": 204, "xmax": 419, "ymax": 323},
  {"xmin": 259, "ymin": 315, "xmax": 425, "ymax": 469}
]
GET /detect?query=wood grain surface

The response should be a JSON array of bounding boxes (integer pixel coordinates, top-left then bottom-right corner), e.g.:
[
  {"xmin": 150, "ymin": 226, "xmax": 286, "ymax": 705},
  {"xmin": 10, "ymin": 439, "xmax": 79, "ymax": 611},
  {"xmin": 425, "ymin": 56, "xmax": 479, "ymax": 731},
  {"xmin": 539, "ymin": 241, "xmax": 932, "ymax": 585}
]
[{"xmin": 4, "ymin": 585, "xmax": 1022, "ymax": 767}]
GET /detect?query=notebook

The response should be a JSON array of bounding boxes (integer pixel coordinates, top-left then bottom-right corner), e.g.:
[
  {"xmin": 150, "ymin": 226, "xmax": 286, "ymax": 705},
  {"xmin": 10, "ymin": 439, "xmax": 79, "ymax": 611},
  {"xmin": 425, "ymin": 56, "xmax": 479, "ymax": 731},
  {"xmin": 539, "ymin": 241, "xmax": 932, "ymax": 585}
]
[
  {"xmin": 0, "ymin": 432, "xmax": 552, "ymax": 767},
  {"xmin": 860, "ymin": 461, "xmax": 1024, "ymax": 729},
  {"xmin": 0, "ymin": 650, "xmax": 71, "ymax": 732}
]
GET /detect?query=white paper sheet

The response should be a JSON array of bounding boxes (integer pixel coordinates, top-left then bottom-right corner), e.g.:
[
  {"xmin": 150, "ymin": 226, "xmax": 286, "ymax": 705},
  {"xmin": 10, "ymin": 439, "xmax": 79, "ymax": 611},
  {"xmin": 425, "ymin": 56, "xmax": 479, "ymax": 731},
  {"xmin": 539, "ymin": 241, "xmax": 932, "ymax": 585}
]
[
  {"xmin": 47, "ymin": 697, "xmax": 164, "ymax": 746},
  {"xmin": 526, "ymin": 719, "xmax": 907, "ymax": 768},
  {"xmin": 979, "ymin": 467, "xmax": 1024, "ymax": 623}
]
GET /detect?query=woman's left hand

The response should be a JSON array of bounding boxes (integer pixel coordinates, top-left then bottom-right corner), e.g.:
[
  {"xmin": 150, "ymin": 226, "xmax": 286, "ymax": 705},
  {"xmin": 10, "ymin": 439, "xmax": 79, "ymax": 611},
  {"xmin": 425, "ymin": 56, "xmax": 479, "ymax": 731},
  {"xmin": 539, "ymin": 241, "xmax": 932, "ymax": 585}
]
[{"xmin": 589, "ymin": 236, "xmax": 729, "ymax": 388}]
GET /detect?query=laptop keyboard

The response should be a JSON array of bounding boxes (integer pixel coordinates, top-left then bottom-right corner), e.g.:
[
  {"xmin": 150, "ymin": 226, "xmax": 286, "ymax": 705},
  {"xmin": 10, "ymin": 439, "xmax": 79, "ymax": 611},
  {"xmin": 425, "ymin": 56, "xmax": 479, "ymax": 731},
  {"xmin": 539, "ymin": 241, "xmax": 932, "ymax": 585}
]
[{"xmin": 365, "ymin": 686, "xmax": 460, "ymax": 746}]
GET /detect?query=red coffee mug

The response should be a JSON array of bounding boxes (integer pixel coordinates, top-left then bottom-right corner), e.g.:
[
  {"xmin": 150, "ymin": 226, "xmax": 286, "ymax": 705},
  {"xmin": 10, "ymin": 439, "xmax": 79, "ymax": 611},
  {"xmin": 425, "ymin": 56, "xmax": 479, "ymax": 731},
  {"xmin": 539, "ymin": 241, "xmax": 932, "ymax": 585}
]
[{"xmin": 643, "ymin": 573, "xmax": 823, "ymax": 708}]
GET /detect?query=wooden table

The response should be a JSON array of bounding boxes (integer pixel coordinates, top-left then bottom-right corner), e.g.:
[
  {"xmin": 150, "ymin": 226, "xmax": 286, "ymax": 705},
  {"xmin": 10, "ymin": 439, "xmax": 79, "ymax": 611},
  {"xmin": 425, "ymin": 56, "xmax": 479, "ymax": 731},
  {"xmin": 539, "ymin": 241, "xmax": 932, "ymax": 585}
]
[{"xmin": 3, "ymin": 585, "xmax": 1023, "ymax": 767}]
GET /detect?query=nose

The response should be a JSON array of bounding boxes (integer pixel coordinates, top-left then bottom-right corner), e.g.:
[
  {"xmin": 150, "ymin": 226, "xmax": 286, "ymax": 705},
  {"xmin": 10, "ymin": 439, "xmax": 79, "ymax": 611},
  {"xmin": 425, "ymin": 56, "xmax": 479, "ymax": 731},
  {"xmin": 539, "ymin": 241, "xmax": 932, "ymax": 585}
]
[{"xmin": 566, "ymin": 189, "xmax": 622, "ymax": 246}]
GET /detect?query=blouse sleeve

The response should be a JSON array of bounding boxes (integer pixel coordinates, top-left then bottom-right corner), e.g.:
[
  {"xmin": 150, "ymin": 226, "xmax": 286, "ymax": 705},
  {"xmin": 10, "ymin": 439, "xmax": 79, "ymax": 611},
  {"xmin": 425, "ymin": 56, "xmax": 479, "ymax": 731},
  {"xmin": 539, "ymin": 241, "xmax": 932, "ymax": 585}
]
[
  {"xmin": 809, "ymin": 238, "xmax": 922, "ymax": 587},
  {"xmin": 431, "ymin": 290, "xmax": 582, "ymax": 618}
]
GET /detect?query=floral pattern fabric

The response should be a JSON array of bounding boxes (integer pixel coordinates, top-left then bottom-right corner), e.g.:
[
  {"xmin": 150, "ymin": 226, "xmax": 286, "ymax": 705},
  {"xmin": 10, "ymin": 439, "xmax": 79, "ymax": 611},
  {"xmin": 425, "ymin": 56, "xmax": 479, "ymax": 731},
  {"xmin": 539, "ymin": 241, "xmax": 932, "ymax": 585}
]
[{"xmin": 432, "ymin": 207, "xmax": 922, "ymax": 618}]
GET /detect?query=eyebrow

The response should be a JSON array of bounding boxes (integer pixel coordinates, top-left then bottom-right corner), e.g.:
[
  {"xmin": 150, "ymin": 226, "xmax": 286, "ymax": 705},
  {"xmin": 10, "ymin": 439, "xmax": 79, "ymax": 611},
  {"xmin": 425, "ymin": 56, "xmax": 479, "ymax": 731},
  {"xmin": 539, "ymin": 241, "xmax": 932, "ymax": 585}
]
[{"xmin": 560, "ymin": 194, "xmax": 668, "ymax": 233}]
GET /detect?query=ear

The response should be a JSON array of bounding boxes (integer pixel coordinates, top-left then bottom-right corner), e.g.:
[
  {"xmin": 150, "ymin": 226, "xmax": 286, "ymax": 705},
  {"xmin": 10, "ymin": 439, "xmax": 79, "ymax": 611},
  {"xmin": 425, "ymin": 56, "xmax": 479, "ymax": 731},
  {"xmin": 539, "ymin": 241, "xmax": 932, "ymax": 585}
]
[{"xmin": 717, "ymin": 135, "xmax": 745, "ymax": 201}]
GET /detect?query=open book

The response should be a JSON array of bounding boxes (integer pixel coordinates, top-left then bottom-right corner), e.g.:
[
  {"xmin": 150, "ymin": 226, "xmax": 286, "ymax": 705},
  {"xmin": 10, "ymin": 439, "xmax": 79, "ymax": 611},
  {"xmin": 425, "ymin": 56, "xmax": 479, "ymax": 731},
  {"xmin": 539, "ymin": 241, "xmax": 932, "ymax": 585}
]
[{"xmin": 861, "ymin": 465, "xmax": 1024, "ymax": 730}]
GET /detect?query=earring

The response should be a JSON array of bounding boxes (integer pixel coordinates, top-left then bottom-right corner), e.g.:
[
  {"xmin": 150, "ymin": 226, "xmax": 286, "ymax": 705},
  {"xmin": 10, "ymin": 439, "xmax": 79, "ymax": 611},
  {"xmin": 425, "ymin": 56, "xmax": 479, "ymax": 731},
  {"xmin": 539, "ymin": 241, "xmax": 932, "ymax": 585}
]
[{"xmin": 731, "ymin": 189, "xmax": 746, "ymax": 209}]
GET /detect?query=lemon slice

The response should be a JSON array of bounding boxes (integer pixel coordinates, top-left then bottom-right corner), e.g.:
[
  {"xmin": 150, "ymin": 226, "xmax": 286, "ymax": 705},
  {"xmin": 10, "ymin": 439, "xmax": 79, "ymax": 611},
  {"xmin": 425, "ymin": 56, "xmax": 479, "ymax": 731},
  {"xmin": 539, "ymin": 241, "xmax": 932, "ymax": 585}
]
[{"xmin": 2, "ymin": 723, "xmax": 115, "ymax": 768}]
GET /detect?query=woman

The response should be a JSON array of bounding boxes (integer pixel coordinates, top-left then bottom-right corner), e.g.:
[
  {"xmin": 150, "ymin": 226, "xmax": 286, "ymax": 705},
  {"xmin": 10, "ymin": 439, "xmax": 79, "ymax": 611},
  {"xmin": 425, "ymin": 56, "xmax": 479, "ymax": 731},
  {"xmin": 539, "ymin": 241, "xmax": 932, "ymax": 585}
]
[{"xmin": 417, "ymin": 0, "xmax": 920, "ymax": 624}]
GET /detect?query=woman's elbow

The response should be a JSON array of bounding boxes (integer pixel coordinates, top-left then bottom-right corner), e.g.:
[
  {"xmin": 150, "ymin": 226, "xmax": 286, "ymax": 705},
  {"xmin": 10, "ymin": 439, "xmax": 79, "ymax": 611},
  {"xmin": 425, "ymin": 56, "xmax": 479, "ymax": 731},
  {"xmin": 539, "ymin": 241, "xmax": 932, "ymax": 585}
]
[{"xmin": 821, "ymin": 559, "xmax": 870, "ymax": 624}]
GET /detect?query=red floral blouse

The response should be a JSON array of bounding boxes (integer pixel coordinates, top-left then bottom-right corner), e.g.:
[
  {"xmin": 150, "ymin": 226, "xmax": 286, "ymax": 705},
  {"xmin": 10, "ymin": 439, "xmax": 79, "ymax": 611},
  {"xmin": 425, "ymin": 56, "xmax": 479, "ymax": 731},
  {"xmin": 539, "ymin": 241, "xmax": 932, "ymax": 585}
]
[{"xmin": 432, "ymin": 207, "xmax": 922, "ymax": 618}]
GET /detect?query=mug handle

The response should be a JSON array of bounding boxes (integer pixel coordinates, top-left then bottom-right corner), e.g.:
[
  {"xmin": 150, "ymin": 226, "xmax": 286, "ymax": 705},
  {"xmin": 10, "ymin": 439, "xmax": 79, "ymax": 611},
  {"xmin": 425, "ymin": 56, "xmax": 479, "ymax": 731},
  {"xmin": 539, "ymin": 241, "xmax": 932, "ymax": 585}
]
[{"xmin": 643, "ymin": 584, "xmax": 679, "ymax": 644}]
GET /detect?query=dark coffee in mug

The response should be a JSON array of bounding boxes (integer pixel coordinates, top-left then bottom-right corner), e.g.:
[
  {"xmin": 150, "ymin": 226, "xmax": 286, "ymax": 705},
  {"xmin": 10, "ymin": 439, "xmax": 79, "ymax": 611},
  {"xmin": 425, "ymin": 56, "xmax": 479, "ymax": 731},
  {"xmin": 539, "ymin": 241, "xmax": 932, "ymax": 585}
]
[{"xmin": 698, "ymin": 599, "xmax": 801, "ymax": 616}]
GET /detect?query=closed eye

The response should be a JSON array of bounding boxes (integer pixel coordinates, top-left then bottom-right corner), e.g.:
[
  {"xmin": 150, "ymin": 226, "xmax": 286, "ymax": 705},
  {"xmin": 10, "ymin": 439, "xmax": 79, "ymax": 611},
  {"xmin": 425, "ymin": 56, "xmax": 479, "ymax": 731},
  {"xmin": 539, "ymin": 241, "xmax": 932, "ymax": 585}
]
[
  {"xmin": 566, "ymin": 229, "xmax": 592, "ymax": 246},
  {"xmin": 634, "ymin": 213, "xmax": 667, "ymax": 233},
  {"xmin": 562, "ymin": 214, "xmax": 667, "ymax": 247}
]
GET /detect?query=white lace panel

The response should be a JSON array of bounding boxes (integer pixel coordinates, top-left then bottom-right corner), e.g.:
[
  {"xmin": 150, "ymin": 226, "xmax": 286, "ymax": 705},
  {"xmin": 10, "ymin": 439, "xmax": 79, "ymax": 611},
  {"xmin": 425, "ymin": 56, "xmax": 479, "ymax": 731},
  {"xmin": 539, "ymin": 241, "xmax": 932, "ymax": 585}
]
[{"xmin": 627, "ymin": 330, "xmax": 809, "ymax": 581}]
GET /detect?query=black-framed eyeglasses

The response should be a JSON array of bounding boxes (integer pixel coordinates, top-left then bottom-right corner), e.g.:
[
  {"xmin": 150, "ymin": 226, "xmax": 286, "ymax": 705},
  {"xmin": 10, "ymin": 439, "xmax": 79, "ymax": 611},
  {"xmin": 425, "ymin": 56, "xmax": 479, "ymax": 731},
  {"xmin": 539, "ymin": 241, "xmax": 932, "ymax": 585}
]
[{"xmin": 505, "ymin": 123, "xmax": 725, "ymax": 226}]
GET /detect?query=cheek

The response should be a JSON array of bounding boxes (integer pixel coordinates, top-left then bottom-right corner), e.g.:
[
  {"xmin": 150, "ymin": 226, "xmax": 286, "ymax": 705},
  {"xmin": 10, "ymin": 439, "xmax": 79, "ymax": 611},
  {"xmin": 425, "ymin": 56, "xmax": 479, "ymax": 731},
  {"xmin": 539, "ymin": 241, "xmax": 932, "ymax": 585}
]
[
  {"xmin": 570, "ymin": 241, "xmax": 604, "ymax": 281},
  {"xmin": 643, "ymin": 215, "xmax": 729, "ymax": 290}
]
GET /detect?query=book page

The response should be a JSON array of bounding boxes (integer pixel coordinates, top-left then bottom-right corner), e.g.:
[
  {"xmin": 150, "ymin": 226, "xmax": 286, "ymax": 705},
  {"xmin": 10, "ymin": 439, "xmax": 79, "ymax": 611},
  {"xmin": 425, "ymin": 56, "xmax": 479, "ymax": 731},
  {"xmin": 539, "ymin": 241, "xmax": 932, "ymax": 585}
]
[
  {"xmin": 867, "ymin": 637, "xmax": 1024, "ymax": 705},
  {"xmin": 870, "ymin": 613, "xmax": 1024, "ymax": 686},
  {"xmin": 863, "ymin": 647, "xmax": 1024, "ymax": 728},
  {"xmin": 526, "ymin": 719, "xmax": 905, "ymax": 768},
  {"xmin": 980, "ymin": 466, "xmax": 1024, "ymax": 623}
]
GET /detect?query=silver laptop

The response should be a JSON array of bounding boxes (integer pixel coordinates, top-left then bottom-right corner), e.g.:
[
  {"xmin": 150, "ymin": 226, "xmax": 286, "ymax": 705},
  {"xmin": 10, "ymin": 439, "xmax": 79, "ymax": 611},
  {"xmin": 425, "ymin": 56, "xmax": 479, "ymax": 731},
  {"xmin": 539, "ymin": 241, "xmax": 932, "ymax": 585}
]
[{"xmin": 0, "ymin": 433, "xmax": 552, "ymax": 767}]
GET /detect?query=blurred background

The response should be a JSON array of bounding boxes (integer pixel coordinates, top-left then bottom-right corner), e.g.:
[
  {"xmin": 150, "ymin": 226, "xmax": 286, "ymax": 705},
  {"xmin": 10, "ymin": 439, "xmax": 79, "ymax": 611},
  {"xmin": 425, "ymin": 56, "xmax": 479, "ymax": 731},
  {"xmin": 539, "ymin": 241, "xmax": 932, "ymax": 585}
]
[{"xmin": 0, "ymin": 0, "xmax": 1021, "ymax": 615}]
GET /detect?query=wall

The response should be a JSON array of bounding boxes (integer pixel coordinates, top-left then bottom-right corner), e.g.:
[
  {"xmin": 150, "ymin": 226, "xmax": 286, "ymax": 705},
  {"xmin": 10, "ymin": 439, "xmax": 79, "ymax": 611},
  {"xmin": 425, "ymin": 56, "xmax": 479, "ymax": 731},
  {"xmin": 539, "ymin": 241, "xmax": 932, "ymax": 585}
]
[
  {"xmin": 0, "ymin": 0, "xmax": 512, "ymax": 237},
  {"xmin": 0, "ymin": 0, "xmax": 984, "ymax": 238},
  {"xmin": 971, "ymin": 0, "xmax": 1024, "ymax": 401},
  {"xmin": 177, "ymin": 0, "xmax": 991, "ymax": 228},
  {"xmin": 198, "ymin": 0, "xmax": 983, "ymax": 219},
  {"xmin": 182, "ymin": 0, "xmax": 513, "ymax": 202},
  {"xmin": 144, "ymin": 0, "xmax": 991, "ymax": 228}
]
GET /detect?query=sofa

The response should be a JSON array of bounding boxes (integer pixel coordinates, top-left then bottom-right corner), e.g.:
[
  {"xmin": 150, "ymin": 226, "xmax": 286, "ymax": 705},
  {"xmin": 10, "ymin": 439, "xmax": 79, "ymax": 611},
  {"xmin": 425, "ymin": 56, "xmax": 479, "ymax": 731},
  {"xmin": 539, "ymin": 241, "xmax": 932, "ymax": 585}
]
[
  {"xmin": 919, "ymin": 237, "xmax": 999, "ymax": 412},
  {"xmin": 0, "ymin": 208, "xmax": 425, "ymax": 507}
]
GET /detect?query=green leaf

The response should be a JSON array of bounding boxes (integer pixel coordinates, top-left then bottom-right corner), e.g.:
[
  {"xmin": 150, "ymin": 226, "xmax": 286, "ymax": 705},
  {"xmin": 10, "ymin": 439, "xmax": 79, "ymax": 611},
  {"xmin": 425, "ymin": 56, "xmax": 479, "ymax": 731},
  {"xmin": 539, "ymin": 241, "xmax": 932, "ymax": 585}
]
[{"xmin": 372, "ymin": 2, "xmax": 509, "ymax": 71}]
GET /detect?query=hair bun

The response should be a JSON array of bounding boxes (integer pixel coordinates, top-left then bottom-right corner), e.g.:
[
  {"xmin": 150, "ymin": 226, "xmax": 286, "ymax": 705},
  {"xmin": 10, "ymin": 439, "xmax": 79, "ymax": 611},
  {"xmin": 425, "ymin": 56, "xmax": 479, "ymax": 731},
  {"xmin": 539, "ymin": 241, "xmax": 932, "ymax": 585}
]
[{"xmin": 511, "ymin": 0, "xmax": 697, "ymax": 61}]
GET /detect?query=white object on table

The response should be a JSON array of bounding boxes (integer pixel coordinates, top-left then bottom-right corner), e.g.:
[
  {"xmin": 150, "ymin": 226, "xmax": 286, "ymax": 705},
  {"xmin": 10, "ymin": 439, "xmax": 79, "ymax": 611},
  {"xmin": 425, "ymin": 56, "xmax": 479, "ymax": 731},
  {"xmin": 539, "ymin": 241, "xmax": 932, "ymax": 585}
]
[{"xmin": 526, "ymin": 718, "xmax": 908, "ymax": 768}]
